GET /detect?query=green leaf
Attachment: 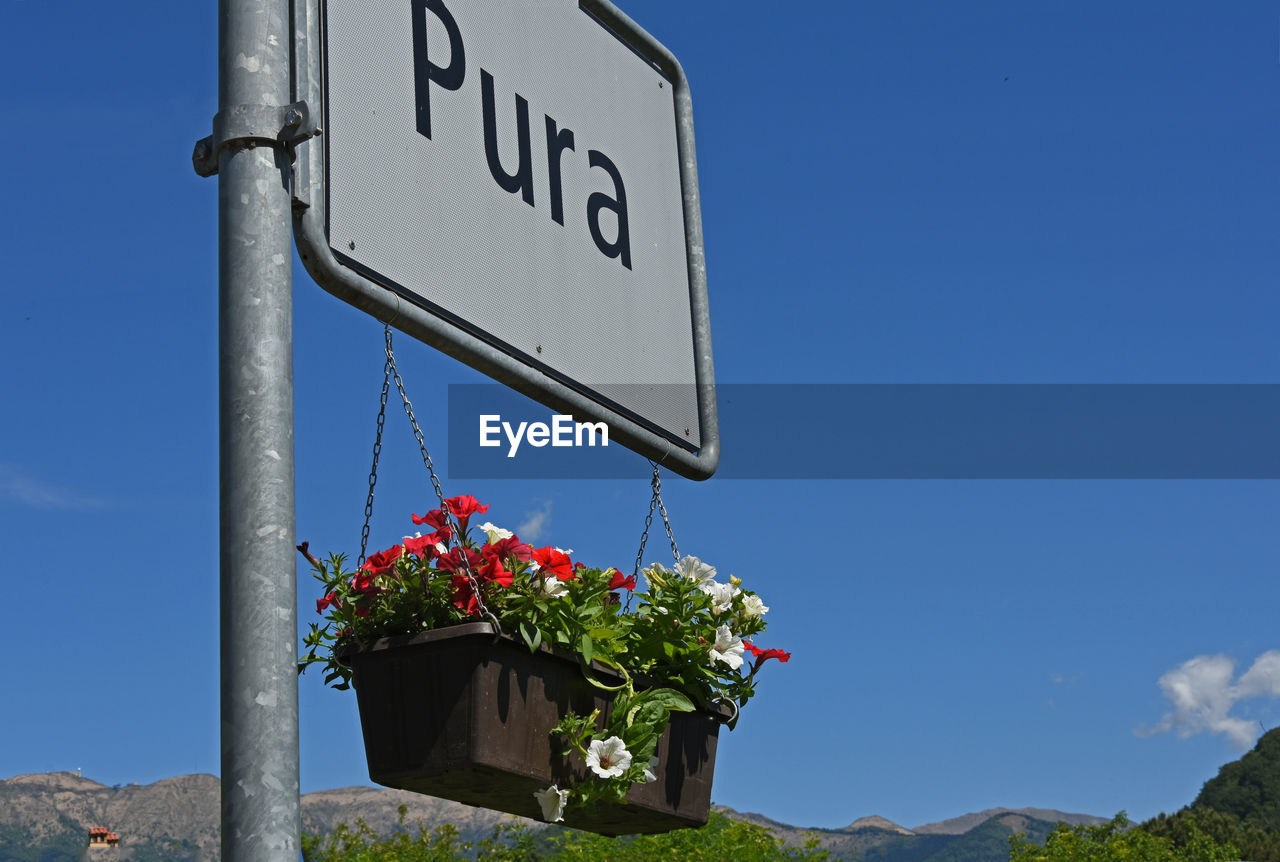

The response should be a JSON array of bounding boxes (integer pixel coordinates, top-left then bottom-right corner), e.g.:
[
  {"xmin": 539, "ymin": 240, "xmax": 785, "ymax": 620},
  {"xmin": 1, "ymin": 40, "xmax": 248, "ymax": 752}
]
[
  {"xmin": 580, "ymin": 634, "xmax": 594, "ymax": 665},
  {"xmin": 645, "ymin": 687, "xmax": 696, "ymax": 713}
]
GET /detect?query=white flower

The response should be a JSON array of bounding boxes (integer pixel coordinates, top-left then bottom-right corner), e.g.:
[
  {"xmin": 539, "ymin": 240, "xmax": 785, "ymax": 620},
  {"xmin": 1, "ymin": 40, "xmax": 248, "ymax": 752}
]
[
  {"xmin": 709, "ymin": 624, "xmax": 745, "ymax": 670},
  {"xmin": 642, "ymin": 562, "xmax": 671, "ymax": 590},
  {"xmin": 740, "ymin": 594, "xmax": 769, "ymax": 618},
  {"xmin": 539, "ymin": 574, "xmax": 569, "ymax": 598},
  {"xmin": 642, "ymin": 756, "xmax": 660, "ymax": 784},
  {"xmin": 555, "ymin": 546, "xmax": 574, "ymax": 555},
  {"xmin": 478, "ymin": 521, "xmax": 513, "ymax": 543},
  {"xmin": 700, "ymin": 581, "xmax": 740, "ymax": 614},
  {"xmin": 533, "ymin": 784, "xmax": 568, "ymax": 822},
  {"xmin": 673, "ymin": 555, "xmax": 717, "ymax": 586},
  {"xmin": 585, "ymin": 736, "xmax": 632, "ymax": 778}
]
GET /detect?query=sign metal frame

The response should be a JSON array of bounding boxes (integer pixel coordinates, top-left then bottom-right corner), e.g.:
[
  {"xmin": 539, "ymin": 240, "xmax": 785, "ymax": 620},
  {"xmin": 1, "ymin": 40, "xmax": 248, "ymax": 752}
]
[{"xmin": 290, "ymin": 0, "xmax": 719, "ymax": 480}]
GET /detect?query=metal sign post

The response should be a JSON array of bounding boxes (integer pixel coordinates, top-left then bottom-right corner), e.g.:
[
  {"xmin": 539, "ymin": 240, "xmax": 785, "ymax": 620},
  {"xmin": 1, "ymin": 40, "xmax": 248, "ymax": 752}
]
[
  {"xmin": 195, "ymin": 0, "xmax": 712, "ymax": 855},
  {"xmin": 195, "ymin": 0, "xmax": 302, "ymax": 857}
]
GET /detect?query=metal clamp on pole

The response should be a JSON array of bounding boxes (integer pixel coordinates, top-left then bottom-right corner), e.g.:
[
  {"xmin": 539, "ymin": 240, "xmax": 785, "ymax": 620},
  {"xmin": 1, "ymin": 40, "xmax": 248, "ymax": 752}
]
[{"xmin": 191, "ymin": 100, "xmax": 321, "ymax": 177}]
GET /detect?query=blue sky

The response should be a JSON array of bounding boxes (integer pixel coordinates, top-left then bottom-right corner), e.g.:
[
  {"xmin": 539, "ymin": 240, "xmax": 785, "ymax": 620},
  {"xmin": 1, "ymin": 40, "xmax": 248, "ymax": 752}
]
[{"xmin": 3, "ymin": 0, "xmax": 1280, "ymax": 833}]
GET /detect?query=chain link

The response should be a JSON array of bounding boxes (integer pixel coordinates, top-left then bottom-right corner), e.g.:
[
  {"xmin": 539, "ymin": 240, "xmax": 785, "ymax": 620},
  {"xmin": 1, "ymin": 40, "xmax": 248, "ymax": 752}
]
[
  {"xmin": 653, "ymin": 465, "xmax": 681, "ymax": 564},
  {"xmin": 358, "ymin": 349, "xmax": 392, "ymax": 567},
  {"xmin": 381, "ymin": 326, "xmax": 498, "ymax": 631},
  {"xmin": 385, "ymin": 326, "xmax": 447, "ymax": 513},
  {"xmin": 632, "ymin": 483, "xmax": 657, "ymax": 579},
  {"xmin": 631, "ymin": 462, "xmax": 681, "ymax": 610}
]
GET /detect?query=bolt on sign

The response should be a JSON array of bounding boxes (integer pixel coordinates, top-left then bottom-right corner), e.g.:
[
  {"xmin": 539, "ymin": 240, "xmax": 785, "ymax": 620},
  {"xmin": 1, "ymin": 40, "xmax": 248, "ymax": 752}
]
[{"xmin": 292, "ymin": 0, "xmax": 719, "ymax": 479}]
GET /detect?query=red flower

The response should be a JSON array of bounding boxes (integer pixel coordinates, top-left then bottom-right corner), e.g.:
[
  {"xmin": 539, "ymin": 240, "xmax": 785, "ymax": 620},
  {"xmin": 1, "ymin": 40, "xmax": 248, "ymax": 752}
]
[
  {"xmin": 607, "ymin": 569, "xmax": 637, "ymax": 591},
  {"xmin": 436, "ymin": 546, "xmax": 485, "ymax": 575},
  {"xmin": 445, "ymin": 495, "xmax": 491, "ymax": 533},
  {"xmin": 532, "ymin": 547, "xmax": 575, "ymax": 581},
  {"xmin": 411, "ymin": 509, "xmax": 450, "ymax": 530},
  {"xmin": 360, "ymin": 544, "xmax": 403, "ymax": 576},
  {"xmin": 483, "ymin": 536, "xmax": 533, "ymax": 565},
  {"xmin": 316, "ymin": 591, "xmax": 341, "ymax": 614},
  {"xmin": 351, "ymin": 570, "xmax": 378, "ymax": 595},
  {"xmin": 479, "ymin": 554, "xmax": 514, "ymax": 588},
  {"xmin": 450, "ymin": 573, "xmax": 480, "ymax": 615},
  {"xmin": 743, "ymin": 642, "xmax": 791, "ymax": 668},
  {"xmin": 404, "ymin": 529, "xmax": 450, "ymax": 560},
  {"xmin": 353, "ymin": 604, "xmax": 371, "ymax": 618}
]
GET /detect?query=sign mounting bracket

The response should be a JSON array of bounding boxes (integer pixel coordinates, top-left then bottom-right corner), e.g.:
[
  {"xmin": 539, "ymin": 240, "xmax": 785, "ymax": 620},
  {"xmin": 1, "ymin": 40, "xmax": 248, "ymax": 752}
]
[{"xmin": 192, "ymin": 100, "xmax": 322, "ymax": 178}]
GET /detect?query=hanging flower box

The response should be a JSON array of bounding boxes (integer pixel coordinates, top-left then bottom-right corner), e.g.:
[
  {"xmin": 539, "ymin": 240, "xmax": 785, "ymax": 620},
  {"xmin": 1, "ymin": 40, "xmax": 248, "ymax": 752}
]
[
  {"xmin": 300, "ymin": 494, "xmax": 790, "ymax": 834},
  {"xmin": 340, "ymin": 622, "xmax": 726, "ymax": 835}
]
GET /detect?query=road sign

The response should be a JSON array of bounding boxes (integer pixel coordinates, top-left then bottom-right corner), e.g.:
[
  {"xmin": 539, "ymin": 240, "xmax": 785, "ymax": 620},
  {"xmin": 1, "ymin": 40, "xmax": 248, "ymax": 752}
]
[{"xmin": 292, "ymin": 0, "xmax": 718, "ymax": 479}]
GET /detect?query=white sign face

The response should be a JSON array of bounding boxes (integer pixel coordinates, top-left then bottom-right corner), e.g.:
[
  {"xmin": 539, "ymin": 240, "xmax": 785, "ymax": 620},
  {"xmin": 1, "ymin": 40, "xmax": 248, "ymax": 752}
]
[{"xmin": 323, "ymin": 0, "xmax": 706, "ymax": 451}]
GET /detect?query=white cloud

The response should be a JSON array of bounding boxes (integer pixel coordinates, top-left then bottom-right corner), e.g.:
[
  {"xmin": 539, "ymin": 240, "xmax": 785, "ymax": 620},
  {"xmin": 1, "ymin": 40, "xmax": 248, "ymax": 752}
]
[
  {"xmin": 1236, "ymin": 651, "xmax": 1280, "ymax": 700},
  {"xmin": 0, "ymin": 464, "xmax": 110, "ymax": 511},
  {"xmin": 518, "ymin": 500, "xmax": 552, "ymax": 543},
  {"xmin": 1141, "ymin": 650, "xmax": 1280, "ymax": 748}
]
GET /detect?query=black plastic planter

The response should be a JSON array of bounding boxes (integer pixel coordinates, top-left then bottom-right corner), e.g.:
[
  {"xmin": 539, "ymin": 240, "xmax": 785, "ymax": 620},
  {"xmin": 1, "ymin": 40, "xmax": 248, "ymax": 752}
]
[{"xmin": 341, "ymin": 622, "xmax": 724, "ymax": 835}]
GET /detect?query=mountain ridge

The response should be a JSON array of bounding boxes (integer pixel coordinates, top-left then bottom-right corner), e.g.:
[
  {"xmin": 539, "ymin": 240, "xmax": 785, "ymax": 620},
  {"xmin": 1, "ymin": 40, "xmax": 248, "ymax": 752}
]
[{"xmin": 0, "ymin": 770, "xmax": 1103, "ymax": 861}]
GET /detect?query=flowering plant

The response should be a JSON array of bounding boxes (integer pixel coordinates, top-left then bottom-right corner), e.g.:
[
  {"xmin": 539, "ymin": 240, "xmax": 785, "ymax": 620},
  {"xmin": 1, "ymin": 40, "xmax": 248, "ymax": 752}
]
[{"xmin": 299, "ymin": 495, "xmax": 788, "ymax": 822}]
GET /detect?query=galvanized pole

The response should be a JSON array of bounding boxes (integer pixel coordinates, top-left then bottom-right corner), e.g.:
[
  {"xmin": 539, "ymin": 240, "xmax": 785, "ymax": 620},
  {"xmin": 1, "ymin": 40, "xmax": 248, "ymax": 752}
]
[{"xmin": 216, "ymin": 0, "xmax": 299, "ymax": 857}]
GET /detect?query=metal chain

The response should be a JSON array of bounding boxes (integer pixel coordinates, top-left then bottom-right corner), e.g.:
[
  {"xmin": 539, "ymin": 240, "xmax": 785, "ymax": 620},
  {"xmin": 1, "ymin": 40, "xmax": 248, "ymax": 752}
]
[
  {"xmin": 358, "ymin": 348, "xmax": 392, "ymax": 567},
  {"xmin": 632, "ymin": 480, "xmax": 658, "ymax": 579},
  {"xmin": 653, "ymin": 464, "xmax": 681, "ymax": 564},
  {"xmin": 382, "ymin": 326, "xmax": 498, "ymax": 631},
  {"xmin": 384, "ymin": 326, "xmax": 447, "ymax": 513},
  {"xmin": 631, "ymin": 462, "xmax": 681, "ymax": 611}
]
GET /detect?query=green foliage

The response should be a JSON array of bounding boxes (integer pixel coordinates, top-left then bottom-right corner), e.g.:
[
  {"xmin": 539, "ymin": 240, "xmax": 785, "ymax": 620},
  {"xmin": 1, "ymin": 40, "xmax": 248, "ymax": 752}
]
[
  {"xmin": 1144, "ymin": 805, "xmax": 1280, "ymax": 862},
  {"xmin": 302, "ymin": 805, "xmax": 478, "ymax": 862},
  {"xmin": 1193, "ymin": 726, "xmax": 1280, "ymax": 833},
  {"xmin": 1009, "ymin": 813, "xmax": 1238, "ymax": 862},
  {"xmin": 533, "ymin": 811, "xmax": 830, "ymax": 861},
  {"xmin": 302, "ymin": 810, "xmax": 828, "ymax": 862}
]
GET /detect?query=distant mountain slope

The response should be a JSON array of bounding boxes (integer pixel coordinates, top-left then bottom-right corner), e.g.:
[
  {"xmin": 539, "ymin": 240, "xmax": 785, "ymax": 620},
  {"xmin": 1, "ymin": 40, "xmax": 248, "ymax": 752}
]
[
  {"xmin": 913, "ymin": 807, "xmax": 1108, "ymax": 835},
  {"xmin": 847, "ymin": 815, "xmax": 914, "ymax": 835},
  {"xmin": 0, "ymin": 772, "xmax": 527, "ymax": 861},
  {"xmin": 301, "ymin": 785, "xmax": 530, "ymax": 843},
  {"xmin": 0, "ymin": 772, "xmax": 220, "ymax": 862},
  {"xmin": 0, "ymin": 770, "xmax": 1103, "ymax": 862},
  {"xmin": 716, "ymin": 805, "xmax": 1104, "ymax": 861}
]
